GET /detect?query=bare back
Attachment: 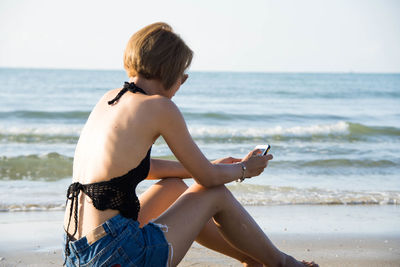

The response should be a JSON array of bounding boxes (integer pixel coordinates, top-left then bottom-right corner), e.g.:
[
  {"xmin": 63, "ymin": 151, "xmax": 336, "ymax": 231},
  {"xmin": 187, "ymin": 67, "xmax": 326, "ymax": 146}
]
[{"xmin": 64, "ymin": 88, "xmax": 162, "ymax": 238}]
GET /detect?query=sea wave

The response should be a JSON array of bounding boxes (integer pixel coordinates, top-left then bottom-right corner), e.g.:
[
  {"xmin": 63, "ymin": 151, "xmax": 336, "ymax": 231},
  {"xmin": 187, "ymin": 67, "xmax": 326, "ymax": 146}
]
[
  {"xmin": 0, "ymin": 124, "xmax": 81, "ymax": 143},
  {"xmin": 348, "ymin": 122, "xmax": 400, "ymax": 136},
  {"xmin": 188, "ymin": 121, "xmax": 400, "ymax": 141},
  {"xmin": 226, "ymin": 184, "xmax": 400, "ymax": 205},
  {"xmin": 274, "ymin": 159, "xmax": 398, "ymax": 168},
  {"xmin": 0, "ymin": 110, "xmax": 90, "ymax": 120},
  {"xmin": 0, "ymin": 133, "xmax": 78, "ymax": 143},
  {"xmin": 1, "ymin": 152, "xmax": 396, "ymax": 182},
  {"xmin": 0, "ymin": 203, "xmax": 65, "ymax": 212},
  {"xmin": 1, "ymin": 121, "xmax": 399, "ymax": 144},
  {"xmin": 0, "ymin": 124, "xmax": 82, "ymax": 136},
  {"xmin": 182, "ymin": 111, "xmax": 347, "ymax": 122},
  {"xmin": 189, "ymin": 121, "xmax": 350, "ymax": 138},
  {"xmin": 0, "ymin": 153, "xmax": 73, "ymax": 180},
  {"xmin": 1, "ymin": 184, "xmax": 398, "ymax": 212}
]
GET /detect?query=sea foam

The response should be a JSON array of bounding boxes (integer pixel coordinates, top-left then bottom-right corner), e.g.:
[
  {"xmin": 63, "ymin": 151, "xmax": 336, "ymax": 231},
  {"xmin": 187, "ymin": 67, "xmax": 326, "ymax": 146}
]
[{"xmin": 188, "ymin": 121, "xmax": 349, "ymax": 138}]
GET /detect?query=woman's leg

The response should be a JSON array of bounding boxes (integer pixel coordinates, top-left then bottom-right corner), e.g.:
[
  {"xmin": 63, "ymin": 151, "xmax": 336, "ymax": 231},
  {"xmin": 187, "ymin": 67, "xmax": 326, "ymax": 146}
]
[
  {"xmin": 151, "ymin": 181, "xmax": 316, "ymax": 267},
  {"xmin": 138, "ymin": 179, "xmax": 261, "ymax": 266}
]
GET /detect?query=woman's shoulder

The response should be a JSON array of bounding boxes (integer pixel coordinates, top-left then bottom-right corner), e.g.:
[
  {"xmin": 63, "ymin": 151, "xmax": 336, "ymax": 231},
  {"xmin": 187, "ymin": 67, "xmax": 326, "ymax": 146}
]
[
  {"xmin": 98, "ymin": 88, "xmax": 122, "ymax": 104},
  {"xmin": 100, "ymin": 88, "xmax": 181, "ymax": 119},
  {"xmin": 125, "ymin": 92, "xmax": 179, "ymax": 113},
  {"xmin": 147, "ymin": 95, "xmax": 181, "ymax": 117}
]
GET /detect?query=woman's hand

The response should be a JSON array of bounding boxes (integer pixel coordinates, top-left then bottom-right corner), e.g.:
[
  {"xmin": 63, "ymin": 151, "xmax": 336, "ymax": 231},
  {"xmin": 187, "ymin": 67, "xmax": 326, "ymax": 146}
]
[{"xmin": 241, "ymin": 149, "xmax": 273, "ymax": 178}]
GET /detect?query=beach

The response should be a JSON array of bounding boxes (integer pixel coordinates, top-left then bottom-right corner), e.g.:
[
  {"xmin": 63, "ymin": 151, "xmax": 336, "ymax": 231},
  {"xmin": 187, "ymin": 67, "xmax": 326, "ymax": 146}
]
[
  {"xmin": 0, "ymin": 69, "xmax": 399, "ymax": 266},
  {"xmin": 1, "ymin": 205, "xmax": 399, "ymax": 266}
]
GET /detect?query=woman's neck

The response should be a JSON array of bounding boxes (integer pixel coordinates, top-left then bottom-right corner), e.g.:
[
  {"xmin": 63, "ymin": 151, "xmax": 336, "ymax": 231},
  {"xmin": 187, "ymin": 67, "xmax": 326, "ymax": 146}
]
[{"xmin": 129, "ymin": 76, "xmax": 171, "ymax": 98}]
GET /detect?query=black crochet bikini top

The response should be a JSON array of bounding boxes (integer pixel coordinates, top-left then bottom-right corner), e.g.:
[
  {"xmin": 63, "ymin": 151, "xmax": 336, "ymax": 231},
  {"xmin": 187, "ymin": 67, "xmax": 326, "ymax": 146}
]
[{"xmin": 64, "ymin": 82, "xmax": 149, "ymax": 259}]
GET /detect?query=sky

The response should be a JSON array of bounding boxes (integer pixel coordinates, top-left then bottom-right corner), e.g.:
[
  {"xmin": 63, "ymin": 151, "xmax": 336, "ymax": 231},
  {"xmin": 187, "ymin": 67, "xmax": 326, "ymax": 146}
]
[{"xmin": 0, "ymin": 0, "xmax": 399, "ymax": 73}]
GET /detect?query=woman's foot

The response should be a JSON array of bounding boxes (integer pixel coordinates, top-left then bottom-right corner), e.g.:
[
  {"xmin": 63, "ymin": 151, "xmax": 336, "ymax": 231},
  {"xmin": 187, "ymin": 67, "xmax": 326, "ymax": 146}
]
[
  {"xmin": 283, "ymin": 254, "xmax": 319, "ymax": 267},
  {"xmin": 301, "ymin": 260, "xmax": 319, "ymax": 267}
]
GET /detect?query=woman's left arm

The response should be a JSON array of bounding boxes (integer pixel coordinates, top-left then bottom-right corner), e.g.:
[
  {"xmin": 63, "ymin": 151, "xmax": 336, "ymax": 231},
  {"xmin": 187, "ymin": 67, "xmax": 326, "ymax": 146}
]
[
  {"xmin": 147, "ymin": 156, "xmax": 242, "ymax": 180},
  {"xmin": 147, "ymin": 158, "xmax": 192, "ymax": 180}
]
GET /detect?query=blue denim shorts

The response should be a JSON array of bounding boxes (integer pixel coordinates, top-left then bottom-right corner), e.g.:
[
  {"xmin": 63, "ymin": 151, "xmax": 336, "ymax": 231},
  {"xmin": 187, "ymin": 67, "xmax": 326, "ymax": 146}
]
[{"xmin": 63, "ymin": 214, "xmax": 170, "ymax": 267}]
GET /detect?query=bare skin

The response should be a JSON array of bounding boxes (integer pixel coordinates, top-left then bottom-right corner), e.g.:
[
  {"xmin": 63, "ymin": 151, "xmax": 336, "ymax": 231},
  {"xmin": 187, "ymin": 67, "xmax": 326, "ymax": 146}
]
[
  {"xmin": 64, "ymin": 75, "xmax": 318, "ymax": 267},
  {"xmin": 138, "ymin": 177, "xmax": 264, "ymax": 267}
]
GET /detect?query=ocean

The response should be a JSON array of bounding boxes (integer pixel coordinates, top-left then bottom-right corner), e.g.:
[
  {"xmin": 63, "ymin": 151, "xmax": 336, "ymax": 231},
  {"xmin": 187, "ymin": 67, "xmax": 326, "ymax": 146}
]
[{"xmin": 0, "ymin": 68, "xmax": 399, "ymax": 211}]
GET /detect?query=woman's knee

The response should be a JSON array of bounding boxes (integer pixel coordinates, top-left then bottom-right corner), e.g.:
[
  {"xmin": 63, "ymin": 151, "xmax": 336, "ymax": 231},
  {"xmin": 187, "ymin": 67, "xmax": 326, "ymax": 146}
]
[
  {"xmin": 156, "ymin": 178, "xmax": 188, "ymax": 193},
  {"xmin": 191, "ymin": 183, "xmax": 231, "ymax": 201}
]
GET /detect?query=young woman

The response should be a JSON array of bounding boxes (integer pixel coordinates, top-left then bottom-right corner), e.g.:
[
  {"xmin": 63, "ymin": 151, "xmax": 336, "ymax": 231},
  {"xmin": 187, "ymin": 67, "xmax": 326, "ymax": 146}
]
[{"xmin": 63, "ymin": 22, "xmax": 318, "ymax": 267}]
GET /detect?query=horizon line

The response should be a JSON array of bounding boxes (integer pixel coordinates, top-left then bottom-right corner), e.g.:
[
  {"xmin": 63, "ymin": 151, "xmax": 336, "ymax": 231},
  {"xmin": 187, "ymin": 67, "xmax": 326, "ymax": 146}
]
[{"xmin": 1, "ymin": 66, "xmax": 399, "ymax": 75}]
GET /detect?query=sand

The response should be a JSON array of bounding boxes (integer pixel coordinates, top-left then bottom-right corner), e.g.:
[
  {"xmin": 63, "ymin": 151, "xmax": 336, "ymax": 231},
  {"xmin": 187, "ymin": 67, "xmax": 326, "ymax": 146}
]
[
  {"xmin": 1, "ymin": 234, "xmax": 399, "ymax": 267},
  {"xmin": 1, "ymin": 206, "xmax": 399, "ymax": 266}
]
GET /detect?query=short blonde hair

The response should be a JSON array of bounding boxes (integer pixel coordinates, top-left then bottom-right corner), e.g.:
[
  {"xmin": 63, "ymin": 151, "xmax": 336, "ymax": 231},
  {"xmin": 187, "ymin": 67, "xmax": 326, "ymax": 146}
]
[{"xmin": 124, "ymin": 22, "xmax": 193, "ymax": 90}]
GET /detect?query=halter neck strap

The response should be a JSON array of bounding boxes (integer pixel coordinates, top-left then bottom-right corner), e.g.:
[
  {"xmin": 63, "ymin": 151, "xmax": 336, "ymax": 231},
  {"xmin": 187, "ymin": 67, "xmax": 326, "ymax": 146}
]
[{"xmin": 108, "ymin": 82, "xmax": 148, "ymax": 105}]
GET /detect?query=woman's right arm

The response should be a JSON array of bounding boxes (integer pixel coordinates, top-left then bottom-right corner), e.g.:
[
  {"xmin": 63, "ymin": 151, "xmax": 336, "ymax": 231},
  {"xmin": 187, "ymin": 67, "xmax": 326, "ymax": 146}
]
[{"xmin": 153, "ymin": 97, "xmax": 271, "ymax": 187}]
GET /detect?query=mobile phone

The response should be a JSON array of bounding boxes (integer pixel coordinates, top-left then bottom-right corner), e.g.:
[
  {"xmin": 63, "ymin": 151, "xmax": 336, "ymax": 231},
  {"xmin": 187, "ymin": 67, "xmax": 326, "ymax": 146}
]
[{"xmin": 255, "ymin": 144, "xmax": 271, "ymax": 156}]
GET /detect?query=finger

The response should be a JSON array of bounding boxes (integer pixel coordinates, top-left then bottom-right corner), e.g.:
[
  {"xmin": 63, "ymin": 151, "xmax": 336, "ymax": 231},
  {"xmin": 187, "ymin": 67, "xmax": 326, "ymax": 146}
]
[
  {"xmin": 255, "ymin": 155, "xmax": 268, "ymax": 166},
  {"xmin": 250, "ymin": 149, "xmax": 261, "ymax": 156},
  {"xmin": 230, "ymin": 157, "xmax": 242, "ymax": 163},
  {"xmin": 264, "ymin": 154, "xmax": 273, "ymax": 160}
]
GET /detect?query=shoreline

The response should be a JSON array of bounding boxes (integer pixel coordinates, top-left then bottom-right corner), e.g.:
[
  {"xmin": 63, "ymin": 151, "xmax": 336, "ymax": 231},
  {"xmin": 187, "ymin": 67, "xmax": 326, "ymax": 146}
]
[{"xmin": 0, "ymin": 205, "xmax": 399, "ymax": 266}]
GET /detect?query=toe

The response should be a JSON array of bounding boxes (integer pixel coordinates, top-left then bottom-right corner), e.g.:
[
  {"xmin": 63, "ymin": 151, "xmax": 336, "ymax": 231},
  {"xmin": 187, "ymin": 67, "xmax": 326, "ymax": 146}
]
[{"xmin": 301, "ymin": 260, "xmax": 318, "ymax": 267}]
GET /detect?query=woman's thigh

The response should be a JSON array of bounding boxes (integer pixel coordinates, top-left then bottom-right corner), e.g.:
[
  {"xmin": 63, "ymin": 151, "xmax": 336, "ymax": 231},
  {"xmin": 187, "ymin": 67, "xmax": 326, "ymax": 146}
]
[
  {"xmin": 138, "ymin": 178, "xmax": 188, "ymax": 226},
  {"xmin": 152, "ymin": 183, "xmax": 229, "ymax": 266}
]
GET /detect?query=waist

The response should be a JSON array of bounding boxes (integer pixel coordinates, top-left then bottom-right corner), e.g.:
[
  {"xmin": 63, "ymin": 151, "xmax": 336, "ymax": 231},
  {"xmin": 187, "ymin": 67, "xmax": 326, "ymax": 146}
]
[
  {"xmin": 64, "ymin": 198, "xmax": 120, "ymax": 240},
  {"xmin": 64, "ymin": 213, "xmax": 139, "ymax": 254}
]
